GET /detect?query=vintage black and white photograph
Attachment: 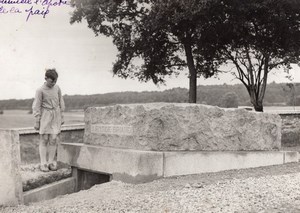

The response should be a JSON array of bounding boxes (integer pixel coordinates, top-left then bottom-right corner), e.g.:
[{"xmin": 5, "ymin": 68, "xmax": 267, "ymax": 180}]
[{"xmin": 1, "ymin": 0, "xmax": 300, "ymax": 212}]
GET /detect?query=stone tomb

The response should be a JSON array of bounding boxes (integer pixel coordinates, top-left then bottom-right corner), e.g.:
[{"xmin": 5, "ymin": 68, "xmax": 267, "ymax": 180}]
[
  {"xmin": 84, "ymin": 103, "xmax": 281, "ymax": 151},
  {"xmin": 58, "ymin": 103, "xmax": 296, "ymax": 183}
]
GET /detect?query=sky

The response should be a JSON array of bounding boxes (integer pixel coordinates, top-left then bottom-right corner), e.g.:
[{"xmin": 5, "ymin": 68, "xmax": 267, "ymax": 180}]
[{"xmin": 1, "ymin": 1, "xmax": 300, "ymax": 100}]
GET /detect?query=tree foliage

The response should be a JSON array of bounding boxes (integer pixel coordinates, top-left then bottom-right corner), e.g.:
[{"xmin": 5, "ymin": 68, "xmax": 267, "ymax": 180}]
[
  {"xmin": 70, "ymin": 0, "xmax": 222, "ymax": 103},
  {"xmin": 200, "ymin": 0, "xmax": 300, "ymax": 111},
  {"xmin": 69, "ymin": 0, "xmax": 300, "ymax": 110}
]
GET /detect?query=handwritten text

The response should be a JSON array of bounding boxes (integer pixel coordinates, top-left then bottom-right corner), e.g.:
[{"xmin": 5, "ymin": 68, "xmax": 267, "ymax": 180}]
[
  {"xmin": 0, "ymin": 0, "xmax": 68, "ymax": 21},
  {"xmin": 0, "ymin": 0, "xmax": 31, "ymax": 4}
]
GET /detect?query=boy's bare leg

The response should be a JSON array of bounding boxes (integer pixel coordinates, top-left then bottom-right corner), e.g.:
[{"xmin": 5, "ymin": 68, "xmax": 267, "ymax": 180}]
[
  {"xmin": 48, "ymin": 134, "xmax": 58, "ymax": 170},
  {"xmin": 39, "ymin": 134, "xmax": 49, "ymax": 172}
]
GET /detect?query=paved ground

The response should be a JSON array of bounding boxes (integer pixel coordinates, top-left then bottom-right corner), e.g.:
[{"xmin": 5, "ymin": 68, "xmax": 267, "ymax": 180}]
[{"xmin": 2, "ymin": 162, "xmax": 300, "ymax": 212}]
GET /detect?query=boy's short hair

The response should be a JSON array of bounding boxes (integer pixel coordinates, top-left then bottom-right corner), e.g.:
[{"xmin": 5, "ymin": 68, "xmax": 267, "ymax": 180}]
[{"xmin": 45, "ymin": 69, "xmax": 58, "ymax": 81}]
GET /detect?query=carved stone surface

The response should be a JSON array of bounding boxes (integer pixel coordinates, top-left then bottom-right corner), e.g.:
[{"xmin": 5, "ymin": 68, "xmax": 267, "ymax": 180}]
[
  {"xmin": 84, "ymin": 103, "xmax": 281, "ymax": 151},
  {"xmin": 91, "ymin": 124, "xmax": 133, "ymax": 136}
]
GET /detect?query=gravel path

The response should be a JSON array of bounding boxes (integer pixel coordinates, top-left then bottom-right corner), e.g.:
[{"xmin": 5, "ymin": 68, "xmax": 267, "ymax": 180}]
[{"xmin": 2, "ymin": 163, "xmax": 300, "ymax": 213}]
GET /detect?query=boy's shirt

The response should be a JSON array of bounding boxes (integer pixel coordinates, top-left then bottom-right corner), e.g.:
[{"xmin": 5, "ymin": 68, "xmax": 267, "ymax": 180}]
[{"xmin": 32, "ymin": 83, "xmax": 65, "ymax": 122}]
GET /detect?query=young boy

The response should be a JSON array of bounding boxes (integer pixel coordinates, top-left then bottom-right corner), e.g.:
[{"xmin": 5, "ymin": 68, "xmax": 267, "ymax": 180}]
[{"xmin": 32, "ymin": 69, "xmax": 65, "ymax": 172}]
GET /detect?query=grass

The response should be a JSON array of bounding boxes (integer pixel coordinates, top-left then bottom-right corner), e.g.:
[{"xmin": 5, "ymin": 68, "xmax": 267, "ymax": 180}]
[{"xmin": 0, "ymin": 110, "xmax": 84, "ymax": 129}]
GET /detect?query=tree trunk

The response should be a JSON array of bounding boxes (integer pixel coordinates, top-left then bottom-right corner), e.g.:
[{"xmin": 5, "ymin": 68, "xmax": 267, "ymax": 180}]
[
  {"xmin": 252, "ymin": 99, "xmax": 264, "ymax": 112},
  {"xmin": 248, "ymin": 87, "xmax": 264, "ymax": 112},
  {"xmin": 243, "ymin": 54, "xmax": 269, "ymax": 112},
  {"xmin": 252, "ymin": 55, "xmax": 269, "ymax": 112},
  {"xmin": 184, "ymin": 41, "xmax": 197, "ymax": 103},
  {"xmin": 189, "ymin": 66, "xmax": 197, "ymax": 103}
]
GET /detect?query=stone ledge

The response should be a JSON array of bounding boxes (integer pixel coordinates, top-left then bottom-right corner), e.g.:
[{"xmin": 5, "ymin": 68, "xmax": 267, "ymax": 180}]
[
  {"xmin": 21, "ymin": 165, "xmax": 72, "ymax": 192},
  {"xmin": 58, "ymin": 143, "xmax": 298, "ymax": 183},
  {"xmin": 58, "ymin": 143, "xmax": 164, "ymax": 184},
  {"xmin": 164, "ymin": 151, "xmax": 283, "ymax": 177},
  {"xmin": 23, "ymin": 177, "xmax": 76, "ymax": 205},
  {"xmin": 16, "ymin": 124, "xmax": 84, "ymax": 135}
]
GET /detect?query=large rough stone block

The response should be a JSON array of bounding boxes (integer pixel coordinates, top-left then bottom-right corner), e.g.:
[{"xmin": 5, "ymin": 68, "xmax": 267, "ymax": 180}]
[
  {"xmin": 280, "ymin": 113, "xmax": 300, "ymax": 147},
  {"xmin": 84, "ymin": 103, "xmax": 281, "ymax": 151}
]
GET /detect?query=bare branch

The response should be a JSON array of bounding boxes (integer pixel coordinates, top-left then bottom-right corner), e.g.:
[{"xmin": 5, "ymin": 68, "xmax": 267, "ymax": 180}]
[
  {"xmin": 245, "ymin": 47, "xmax": 255, "ymax": 86},
  {"xmin": 237, "ymin": 57, "xmax": 248, "ymax": 72},
  {"xmin": 258, "ymin": 56, "xmax": 270, "ymax": 101},
  {"xmin": 222, "ymin": 48, "xmax": 253, "ymax": 87},
  {"xmin": 255, "ymin": 55, "xmax": 264, "ymax": 86},
  {"xmin": 255, "ymin": 55, "xmax": 265, "ymax": 96}
]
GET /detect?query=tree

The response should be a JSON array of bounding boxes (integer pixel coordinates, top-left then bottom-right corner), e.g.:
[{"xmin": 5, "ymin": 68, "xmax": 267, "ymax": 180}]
[
  {"xmin": 200, "ymin": 0, "xmax": 300, "ymax": 111},
  {"xmin": 69, "ymin": 0, "xmax": 222, "ymax": 103}
]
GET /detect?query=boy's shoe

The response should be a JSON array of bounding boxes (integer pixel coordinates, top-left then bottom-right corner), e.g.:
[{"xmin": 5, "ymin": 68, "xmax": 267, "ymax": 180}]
[
  {"xmin": 40, "ymin": 164, "xmax": 49, "ymax": 172},
  {"xmin": 48, "ymin": 163, "xmax": 57, "ymax": 171}
]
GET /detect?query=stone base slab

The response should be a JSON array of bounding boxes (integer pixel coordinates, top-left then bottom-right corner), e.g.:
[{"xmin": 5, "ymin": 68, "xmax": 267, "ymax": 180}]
[
  {"xmin": 58, "ymin": 143, "xmax": 164, "ymax": 183},
  {"xmin": 164, "ymin": 151, "xmax": 298, "ymax": 177},
  {"xmin": 58, "ymin": 143, "xmax": 298, "ymax": 183}
]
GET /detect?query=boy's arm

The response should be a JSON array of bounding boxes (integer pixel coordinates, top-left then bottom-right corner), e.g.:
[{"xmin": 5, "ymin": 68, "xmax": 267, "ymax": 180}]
[
  {"xmin": 58, "ymin": 86, "xmax": 65, "ymax": 124},
  {"xmin": 32, "ymin": 89, "xmax": 42, "ymax": 130}
]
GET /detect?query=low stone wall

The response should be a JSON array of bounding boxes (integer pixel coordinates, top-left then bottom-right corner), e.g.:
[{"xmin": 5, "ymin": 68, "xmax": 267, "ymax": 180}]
[
  {"xmin": 84, "ymin": 103, "xmax": 282, "ymax": 151},
  {"xmin": 0, "ymin": 124, "xmax": 85, "ymax": 206},
  {"xmin": 0, "ymin": 130, "xmax": 23, "ymax": 206},
  {"xmin": 18, "ymin": 124, "xmax": 84, "ymax": 164}
]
